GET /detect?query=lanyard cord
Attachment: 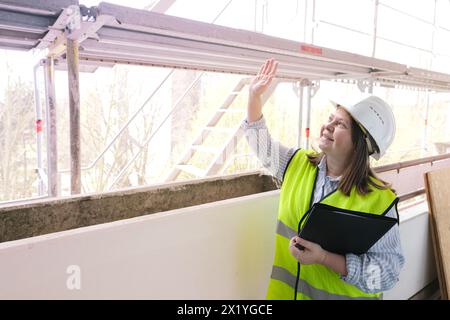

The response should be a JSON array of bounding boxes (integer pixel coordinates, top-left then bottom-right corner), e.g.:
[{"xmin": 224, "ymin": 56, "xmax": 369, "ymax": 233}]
[
  {"xmin": 294, "ymin": 262, "xmax": 301, "ymax": 300},
  {"xmin": 295, "ymin": 168, "xmax": 320, "ymax": 300}
]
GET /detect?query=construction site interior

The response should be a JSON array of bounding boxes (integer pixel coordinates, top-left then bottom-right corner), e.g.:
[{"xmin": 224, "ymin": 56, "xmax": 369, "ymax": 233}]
[{"xmin": 0, "ymin": 0, "xmax": 449, "ymax": 300}]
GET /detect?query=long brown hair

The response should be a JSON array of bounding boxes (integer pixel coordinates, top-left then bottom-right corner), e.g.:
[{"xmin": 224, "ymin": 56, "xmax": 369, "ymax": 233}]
[{"xmin": 307, "ymin": 110, "xmax": 392, "ymax": 196}]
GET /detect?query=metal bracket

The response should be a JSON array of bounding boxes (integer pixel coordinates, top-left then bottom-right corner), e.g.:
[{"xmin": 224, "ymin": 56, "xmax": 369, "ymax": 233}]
[
  {"xmin": 80, "ymin": 5, "xmax": 98, "ymax": 22},
  {"xmin": 65, "ymin": 5, "xmax": 81, "ymax": 34},
  {"xmin": 35, "ymin": 168, "xmax": 49, "ymax": 189},
  {"xmin": 291, "ymin": 78, "xmax": 311, "ymax": 97},
  {"xmin": 43, "ymin": 4, "xmax": 113, "ymax": 57},
  {"xmin": 357, "ymin": 79, "xmax": 374, "ymax": 93},
  {"xmin": 310, "ymin": 80, "xmax": 320, "ymax": 97},
  {"xmin": 292, "ymin": 81, "xmax": 301, "ymax": 97},
  {"xmin": 300, "ymin": 78, "xmax": 311, "ymax": 87}
]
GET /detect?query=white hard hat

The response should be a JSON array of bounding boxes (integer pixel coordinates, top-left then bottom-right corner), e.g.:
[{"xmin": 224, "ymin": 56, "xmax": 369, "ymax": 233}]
[{"xmin": 329, "ymin": 95, "xmax": 396, "ymax": 160}]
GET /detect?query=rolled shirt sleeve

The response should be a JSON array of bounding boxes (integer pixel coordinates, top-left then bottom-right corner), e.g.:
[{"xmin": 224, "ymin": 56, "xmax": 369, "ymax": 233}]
[{"xmin": 241, "ymin": 116, "xmax": 295, "ymax": 182}]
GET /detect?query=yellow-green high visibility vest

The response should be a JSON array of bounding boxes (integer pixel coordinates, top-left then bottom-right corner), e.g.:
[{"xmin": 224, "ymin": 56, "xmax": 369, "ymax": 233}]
[{"xmin": 266, "ymin": 149, "xmax": 397, "ymax": 300}]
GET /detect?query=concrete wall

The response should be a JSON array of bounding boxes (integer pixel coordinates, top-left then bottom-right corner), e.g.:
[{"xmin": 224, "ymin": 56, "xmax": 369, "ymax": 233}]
[
  {"xmin": 0, "ymin": 171, "xmax": 278, "ymax": 243},
  {"xmin": 0, "ymin": 190, "xmax": 436, "ymax": 299}
]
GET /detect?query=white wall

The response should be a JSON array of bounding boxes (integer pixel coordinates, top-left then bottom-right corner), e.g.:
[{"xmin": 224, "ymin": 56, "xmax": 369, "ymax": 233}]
[
  {"xmin": 0, "ymin": 192, "xmax": 280, "ymax": 299},
  {"xmin": 0, "ymin": 190, "xmax": 436, "ymax": 299}
]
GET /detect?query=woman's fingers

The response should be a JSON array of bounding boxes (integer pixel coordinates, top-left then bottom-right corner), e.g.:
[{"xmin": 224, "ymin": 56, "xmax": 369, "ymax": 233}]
[
  {"xmin": 259, "ymin": 60, "xmax": 277, "ymax": 85},
  {"xmin": 260, "ymin": 59, "xmax": 270, "ymax": 76},
  {"xmin": 257, "ymin": 61, "xmax": 266, "ymax": 76},
  {"xmin": 260, "ymin": 58, "xmax": 274, "ymax": 76},
  {"xmin": 298, "ymin": 237, "xmax": 317, "ymax": 250},
  {"xmin": 290, "ymin": 236, "xmax": 300, "ymax": 246},
  {"xmin": 268, "ymin": 60, "xmax": 278, "ymax": 76},
  {"xmin": 250, "ymin": 59, "xmax": 277, "ymax": 97},
  {"xmin": 289, "ymin": 236, "xmax": 296, "ymax": 247},
  {"xmin": 259, "ymin": 59, "xmax": 278, "ymax": 84}
]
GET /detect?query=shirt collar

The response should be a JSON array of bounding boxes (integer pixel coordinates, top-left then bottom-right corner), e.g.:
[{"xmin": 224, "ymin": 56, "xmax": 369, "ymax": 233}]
[{"xmin": 318, "ymin": 155, "xmax": 341, "ymax": 182}]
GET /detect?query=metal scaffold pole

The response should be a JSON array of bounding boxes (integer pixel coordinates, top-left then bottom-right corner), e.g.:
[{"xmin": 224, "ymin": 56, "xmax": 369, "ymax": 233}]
[
  {"xmin": 33, "ymin": 62, "xmax": 45, "ymax": 196},
  {"xmin": 297, "ymin": 82, "xmax": 304, "ymax": 148},
  {"xmin": 67, "ymin": 38, "xmax": 81, "ymax": 195},
  {"xmin": 43, "ymin": 57, "xmax": 58, "ymax": 197},
  {"xmin": 304, "ymin": 84, "xmax": 312, "ymax": 150}
]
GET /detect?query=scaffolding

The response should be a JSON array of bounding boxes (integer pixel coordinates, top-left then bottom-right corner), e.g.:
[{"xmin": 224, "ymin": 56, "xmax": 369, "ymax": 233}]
[{"xmin": 1, "ymin": 1, "xmax": 450, "ymax": 198}]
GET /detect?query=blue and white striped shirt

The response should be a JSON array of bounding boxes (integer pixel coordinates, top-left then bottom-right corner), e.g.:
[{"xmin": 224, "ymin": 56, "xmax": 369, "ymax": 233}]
[{"xmin": 241, "ymin": 116, "xmax": 405, "ymax": 294}]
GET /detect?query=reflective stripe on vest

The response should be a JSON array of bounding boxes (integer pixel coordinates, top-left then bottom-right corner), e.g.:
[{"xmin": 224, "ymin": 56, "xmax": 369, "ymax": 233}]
[
  {"xmin": 271, "ymin": 266, "xmax": 382, "ymax": 300},
  {"xmin": 266, "ymin": 149, "xmax": 397, "ymax": 300}
]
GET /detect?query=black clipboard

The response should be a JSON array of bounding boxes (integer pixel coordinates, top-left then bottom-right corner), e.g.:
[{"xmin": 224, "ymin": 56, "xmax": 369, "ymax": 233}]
[{"xmin": 296, "ymin": 202, "xmax": 398, "ymax": 255}]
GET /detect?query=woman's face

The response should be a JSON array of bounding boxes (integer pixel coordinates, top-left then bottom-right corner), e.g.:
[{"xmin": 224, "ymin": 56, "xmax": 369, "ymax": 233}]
[{"xmin": 318, "ymin": 107, "xmax": 354, "ymax": 161}]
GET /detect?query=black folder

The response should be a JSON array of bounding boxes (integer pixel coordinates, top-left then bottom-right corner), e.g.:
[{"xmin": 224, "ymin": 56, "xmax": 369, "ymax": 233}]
[{"xmin": 296, "ymin": 202, "xmax": 398, "ymax": 255}]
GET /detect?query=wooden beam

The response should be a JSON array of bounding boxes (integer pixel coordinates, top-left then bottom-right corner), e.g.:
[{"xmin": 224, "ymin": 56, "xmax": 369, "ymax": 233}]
[
  {"xmin": 424, "ymin": 168, "xmax": 450, "ymax": 300},
  {"xmin": 67, "ymin": 38, "xmax": 81, "ymax": 194}
]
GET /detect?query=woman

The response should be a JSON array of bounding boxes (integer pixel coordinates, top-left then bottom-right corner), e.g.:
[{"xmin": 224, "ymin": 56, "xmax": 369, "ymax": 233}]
[{"xmin": 242, "ymin": 59, "xmax": 405, "ymax": 300}]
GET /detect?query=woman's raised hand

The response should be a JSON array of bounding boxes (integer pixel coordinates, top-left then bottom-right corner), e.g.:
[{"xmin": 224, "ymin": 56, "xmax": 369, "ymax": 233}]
[
  {"xmin": 249, "ymin": 58, "xmax": 278, "ymax": 98},
  {"xmin": 246, "ymin": 58, "xmax": 278, "ymax": 122}
]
